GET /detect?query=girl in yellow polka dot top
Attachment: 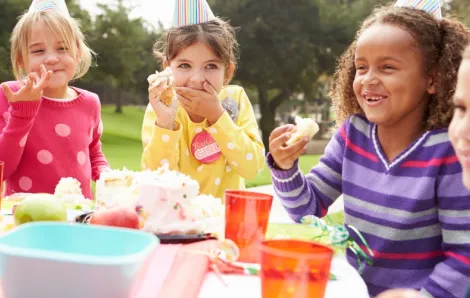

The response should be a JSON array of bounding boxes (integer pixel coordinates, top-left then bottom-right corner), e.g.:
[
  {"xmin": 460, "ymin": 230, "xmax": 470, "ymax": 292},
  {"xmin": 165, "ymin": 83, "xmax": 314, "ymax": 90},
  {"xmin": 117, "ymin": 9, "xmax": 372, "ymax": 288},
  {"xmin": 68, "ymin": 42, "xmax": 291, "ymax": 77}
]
[{"xmin": 141, "ymin": 4, "xmax": 265, "ymax": 200}]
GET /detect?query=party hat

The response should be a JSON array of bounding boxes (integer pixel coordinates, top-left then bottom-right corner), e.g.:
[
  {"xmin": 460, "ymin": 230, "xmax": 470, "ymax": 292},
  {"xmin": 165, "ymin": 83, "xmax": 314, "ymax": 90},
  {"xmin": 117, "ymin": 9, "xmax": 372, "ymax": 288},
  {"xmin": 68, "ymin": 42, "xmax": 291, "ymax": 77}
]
[
  {"xmin": 395, "ymin": 0, "xmax": 442, "ymax": 20},
  {"xmin": 172, "ymin": 0, "xmax": 216, "ymax": 28},
  {"xmin": 29, "ymin": 0, "xmax": 70, "ymax": 16}
]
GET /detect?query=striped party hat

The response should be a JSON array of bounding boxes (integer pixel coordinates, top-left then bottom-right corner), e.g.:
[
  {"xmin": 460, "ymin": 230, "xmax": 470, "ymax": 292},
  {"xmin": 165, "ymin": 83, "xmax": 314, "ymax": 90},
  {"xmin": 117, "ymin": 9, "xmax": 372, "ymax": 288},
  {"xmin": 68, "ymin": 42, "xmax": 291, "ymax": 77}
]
[
  {"xmin": 29, "ymin": 0, "xmax": 70, "ymax": 16},
  {"xmin": 172, "ymin": 0, "xmax": 216, "ymax": 28},
  {"xmin": 395, "ymin": 0, "xmax": 442, "ymax": 20}
]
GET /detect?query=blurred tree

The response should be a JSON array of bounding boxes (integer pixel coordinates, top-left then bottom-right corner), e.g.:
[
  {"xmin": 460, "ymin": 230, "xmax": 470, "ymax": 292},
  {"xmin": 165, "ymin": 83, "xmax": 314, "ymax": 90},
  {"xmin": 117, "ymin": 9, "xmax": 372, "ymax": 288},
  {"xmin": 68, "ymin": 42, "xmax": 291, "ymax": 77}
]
[{"xmin": 88, "ymin": 0, "xmax": 158, "ymax": 113}]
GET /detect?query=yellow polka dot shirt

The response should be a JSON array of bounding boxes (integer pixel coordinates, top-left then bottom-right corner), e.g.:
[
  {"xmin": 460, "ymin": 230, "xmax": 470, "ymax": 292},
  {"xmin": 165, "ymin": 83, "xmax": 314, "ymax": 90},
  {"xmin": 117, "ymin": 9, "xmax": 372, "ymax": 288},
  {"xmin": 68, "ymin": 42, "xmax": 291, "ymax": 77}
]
[{"xmin": 141, "ymin": 85, "xmax": 265, "ymax": 199}]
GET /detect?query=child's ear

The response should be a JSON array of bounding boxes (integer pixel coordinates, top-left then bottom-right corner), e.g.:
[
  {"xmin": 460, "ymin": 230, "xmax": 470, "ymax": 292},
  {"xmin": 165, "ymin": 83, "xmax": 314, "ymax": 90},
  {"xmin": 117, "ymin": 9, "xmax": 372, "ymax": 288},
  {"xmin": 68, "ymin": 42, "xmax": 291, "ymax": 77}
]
[
  {"xmin": 224, "ymin": 63, "xmax": 235, "ymax": 85},
  {"xmin": 427, "ymin": 69, "xmax": 437, "ymax": 95},
  {"xmin": 427, "ymin": 76, "xmax": 436, "ymax": 95}
]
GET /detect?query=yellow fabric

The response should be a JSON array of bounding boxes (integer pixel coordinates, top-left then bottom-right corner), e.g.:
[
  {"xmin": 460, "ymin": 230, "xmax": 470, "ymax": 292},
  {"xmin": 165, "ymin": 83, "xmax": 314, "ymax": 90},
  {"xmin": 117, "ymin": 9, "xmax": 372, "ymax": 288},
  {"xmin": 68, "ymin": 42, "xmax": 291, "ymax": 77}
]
[{"xmin": 141, "ymin": 85, "xmax": 265, "ymax": 199}]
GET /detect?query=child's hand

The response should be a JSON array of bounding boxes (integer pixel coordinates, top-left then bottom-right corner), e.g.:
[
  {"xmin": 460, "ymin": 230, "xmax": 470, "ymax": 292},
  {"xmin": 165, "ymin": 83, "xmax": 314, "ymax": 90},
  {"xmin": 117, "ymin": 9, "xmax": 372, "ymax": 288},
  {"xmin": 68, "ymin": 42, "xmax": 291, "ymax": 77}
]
[
  {"xmin": 269, "ymin": 124, "xmax": 309, "ymax": 170},
  {"xmin": 175, "ymin": 82, "xmax": 224, "ymax": 125},
  {"xmin": 376, "ymin": 289, "xmax": 423, "ymax": 298},
  {"xmin": 1, "ymin": 64, "xmax": 52, "ymax": 103},
  {"xmin": 148, "ymin": 78, "xmax": 178, "ymax": 130}
]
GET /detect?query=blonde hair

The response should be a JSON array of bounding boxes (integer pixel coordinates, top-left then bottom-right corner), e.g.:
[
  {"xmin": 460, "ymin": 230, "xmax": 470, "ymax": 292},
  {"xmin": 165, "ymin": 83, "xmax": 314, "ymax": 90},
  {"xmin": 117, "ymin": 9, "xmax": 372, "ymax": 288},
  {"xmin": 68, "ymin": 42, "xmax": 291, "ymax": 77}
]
[{"xmin": 10, "ymin": 10, "xmax": 94, "ymax": 81}]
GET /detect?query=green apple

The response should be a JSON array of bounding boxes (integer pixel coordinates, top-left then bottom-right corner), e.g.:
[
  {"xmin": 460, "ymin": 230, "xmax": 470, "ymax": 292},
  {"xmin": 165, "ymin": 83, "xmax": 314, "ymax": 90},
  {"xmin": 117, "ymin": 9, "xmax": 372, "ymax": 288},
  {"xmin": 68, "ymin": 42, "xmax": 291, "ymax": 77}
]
[{"xmin": 14, "ymin": 194, "xmax": 67, "ymax": 225}]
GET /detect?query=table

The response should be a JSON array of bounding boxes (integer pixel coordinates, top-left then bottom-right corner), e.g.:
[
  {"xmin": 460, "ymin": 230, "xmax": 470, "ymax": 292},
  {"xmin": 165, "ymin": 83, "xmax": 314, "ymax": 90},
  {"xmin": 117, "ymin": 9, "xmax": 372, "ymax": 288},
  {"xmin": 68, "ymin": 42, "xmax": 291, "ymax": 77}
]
[{"xmin": 198, "ymin": 197, "xmax": 370, "ymax": 298}]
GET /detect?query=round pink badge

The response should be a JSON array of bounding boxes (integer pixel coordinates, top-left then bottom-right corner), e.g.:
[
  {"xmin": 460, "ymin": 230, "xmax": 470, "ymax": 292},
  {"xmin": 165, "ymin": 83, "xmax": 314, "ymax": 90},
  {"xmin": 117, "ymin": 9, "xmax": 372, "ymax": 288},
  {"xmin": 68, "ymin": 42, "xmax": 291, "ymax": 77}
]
[{"xmin": 191, "ymin": 131, "xmax": 222, "ymax": 164}]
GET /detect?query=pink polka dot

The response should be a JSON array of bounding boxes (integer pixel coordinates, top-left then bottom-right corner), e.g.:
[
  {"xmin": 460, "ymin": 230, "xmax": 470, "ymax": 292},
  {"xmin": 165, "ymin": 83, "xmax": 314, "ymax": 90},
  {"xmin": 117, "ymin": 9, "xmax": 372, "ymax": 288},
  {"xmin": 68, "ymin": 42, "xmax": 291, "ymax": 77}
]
[
  {"xmin": 19, "ymin": 176, "xmax": 32, "ymax": 191},
  {"xmin": 37, "ymin": 150, "xmax": 53, "ymax": 164},
  {"xmin": 19, "ymin": 134, "xmax": 28, "ymax": 147},
  {"xmin": 77, "ymin": 151, "xmax": 86, "ymax": 165},
  {"xmin": 55, "ymin": 124, "xmax": 71, "ymax": 137},
  {"xmin": 3, "ymin": 112, "xmax": 10, "ymax": 123},
  {"xmin": 97, "ymin": 121, "xmax": 103, "ymax": 135}
]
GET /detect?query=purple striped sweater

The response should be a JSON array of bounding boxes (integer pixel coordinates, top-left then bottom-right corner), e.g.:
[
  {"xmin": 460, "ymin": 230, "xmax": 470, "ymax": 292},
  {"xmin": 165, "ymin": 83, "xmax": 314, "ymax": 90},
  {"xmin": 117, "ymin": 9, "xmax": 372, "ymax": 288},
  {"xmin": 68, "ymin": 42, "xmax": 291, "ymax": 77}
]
[{"xmin": 267, "ymin": 115, "xmax": 470, "ymax": 298}]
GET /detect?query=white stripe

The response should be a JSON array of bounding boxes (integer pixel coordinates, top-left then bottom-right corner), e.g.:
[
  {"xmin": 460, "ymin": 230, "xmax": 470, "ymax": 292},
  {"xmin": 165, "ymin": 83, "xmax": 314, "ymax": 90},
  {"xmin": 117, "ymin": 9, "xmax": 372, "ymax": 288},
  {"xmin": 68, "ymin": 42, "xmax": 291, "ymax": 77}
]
[
  {"xmin": 439, "ymin": 209, "xmax": 470, "ymax": 217},
  {"xmin": 275, "ymin": 182, "xmax": 305, "ymax": 198},
  {"xmin": 280, "ymin": 190, "xmax": 312, "ymax": 209},
  {"xmin": 345, "ymin": 194, "xmax": 437, "ymax": 219},
  {"xmin": 442, "ymin": 229, "xmax": 470, "ymax": 245},
  {"xmin": 306, "ymin": 173, "xmax": 341, "ymax": 201},
  {"xmin": 272, "ymin": 169, "xmax": 302, "ymax": 183},
  {"xmin": 315, "ymin": 161, "xmax": 342, "ymax": 181},
  {"xmin": 372, "ymin": 124, "xmax": 430, "ymax": 171},
  {"xmin": 423, "ymin": 132, "xmax": 449, "ymax": 147},
  {"xmin": 350, "ymin": 115, "xmax": 370, "ymax": 138},
  {"xmin": 346, "ymin": 214, "xmax": 441, "ymax": 241}
]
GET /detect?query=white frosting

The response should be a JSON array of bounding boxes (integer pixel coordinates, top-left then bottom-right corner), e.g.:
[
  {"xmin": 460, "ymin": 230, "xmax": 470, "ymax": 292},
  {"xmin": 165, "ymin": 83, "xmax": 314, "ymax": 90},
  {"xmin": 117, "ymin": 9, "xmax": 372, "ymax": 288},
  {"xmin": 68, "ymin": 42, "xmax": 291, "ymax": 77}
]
[
  {"xmin": 54, "ymin": 177, "xmax": 90, "ymax": 206},
  {"xmin": 147, "ymin": 67, "xmax": 174, "ymax": 88},
  {"xmin": 96, "ymin": 164, "xmax": 223, "ymax": 234},
  {"xmin": 286, "ymin": 116, "xmax": 320, "ymax": 146}
]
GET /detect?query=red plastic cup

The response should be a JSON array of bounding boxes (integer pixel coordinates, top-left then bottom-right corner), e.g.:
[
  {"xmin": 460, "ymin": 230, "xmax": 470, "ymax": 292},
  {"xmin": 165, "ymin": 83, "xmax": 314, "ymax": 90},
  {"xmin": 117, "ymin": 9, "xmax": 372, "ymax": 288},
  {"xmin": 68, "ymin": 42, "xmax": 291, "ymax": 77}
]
[
  {"xmin": 224, "ymin": 190, "xmax": 273, "ymax": 263},
  {"xmin": 259, "ymin": 240, "xmax": 334, "ymax": 298}
]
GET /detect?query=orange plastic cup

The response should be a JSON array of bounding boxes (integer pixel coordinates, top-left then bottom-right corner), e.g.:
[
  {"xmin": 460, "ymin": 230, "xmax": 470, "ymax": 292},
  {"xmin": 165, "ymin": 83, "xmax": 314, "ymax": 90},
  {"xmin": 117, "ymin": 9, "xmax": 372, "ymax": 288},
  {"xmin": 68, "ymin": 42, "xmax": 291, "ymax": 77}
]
[
  {"xmin": 224, "ymin": 190, "xmax": 273, "ymax": 263},
  {"xmin": 259, "ymin": 240, "xmax": 334, "ymax": 298}
]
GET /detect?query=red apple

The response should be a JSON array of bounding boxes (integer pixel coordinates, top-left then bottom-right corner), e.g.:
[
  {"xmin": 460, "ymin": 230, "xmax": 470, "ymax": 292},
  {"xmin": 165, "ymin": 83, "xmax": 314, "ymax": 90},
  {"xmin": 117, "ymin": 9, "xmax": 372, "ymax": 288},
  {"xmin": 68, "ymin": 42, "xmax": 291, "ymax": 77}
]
[{"xmin": 89, "ymin": 206, "xmax": 140, "ymax": 229}]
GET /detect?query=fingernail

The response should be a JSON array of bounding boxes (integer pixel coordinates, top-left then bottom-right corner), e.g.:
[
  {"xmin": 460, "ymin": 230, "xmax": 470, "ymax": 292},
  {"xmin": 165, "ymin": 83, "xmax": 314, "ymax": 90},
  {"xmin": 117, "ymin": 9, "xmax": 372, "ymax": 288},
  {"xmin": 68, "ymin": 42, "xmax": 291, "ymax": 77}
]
[
  {"xmin": 303, "ymin": 137, "xmax": 309, "ymax": 142},
  {"xmin": 285, "ymin": 133, "xmax": 291, "ymax": 138}
]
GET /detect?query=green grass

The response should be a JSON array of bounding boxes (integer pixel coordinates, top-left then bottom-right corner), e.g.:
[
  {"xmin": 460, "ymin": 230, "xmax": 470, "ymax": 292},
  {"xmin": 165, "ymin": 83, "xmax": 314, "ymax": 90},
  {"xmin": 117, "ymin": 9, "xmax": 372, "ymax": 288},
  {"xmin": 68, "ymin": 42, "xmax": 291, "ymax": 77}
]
[
  {"xmin": 100, "ymin": 105, "xmax": 322, "ymax": 186},
  {"xmin": 246, "ymin": 155, "xmax": 320, "ymax": 187}
]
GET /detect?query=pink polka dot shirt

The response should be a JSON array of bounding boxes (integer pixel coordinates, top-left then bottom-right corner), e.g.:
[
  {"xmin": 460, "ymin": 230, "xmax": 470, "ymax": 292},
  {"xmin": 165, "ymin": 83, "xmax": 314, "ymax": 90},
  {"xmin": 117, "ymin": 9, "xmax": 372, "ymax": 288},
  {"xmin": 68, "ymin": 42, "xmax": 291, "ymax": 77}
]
[{"xmin": 0, "ymin": 81, "xmax": 110, "ymax": 199}]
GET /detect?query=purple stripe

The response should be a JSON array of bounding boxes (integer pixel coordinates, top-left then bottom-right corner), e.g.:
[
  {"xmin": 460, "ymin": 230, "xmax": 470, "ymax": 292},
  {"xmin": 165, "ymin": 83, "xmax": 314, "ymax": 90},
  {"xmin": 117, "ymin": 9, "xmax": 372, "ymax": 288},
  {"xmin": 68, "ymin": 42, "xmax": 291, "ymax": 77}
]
[
  {"xmin": 344, "ymin": 181, "xmax": 436, "ymax": 211},
  {"xmin": 272, "ymin": 172, "xmax": 304, "ymax": 193},
  {"xmin": 366, "ymin": 282, "xmax": 395, "ymax": 297},
  {"xmin": 343, "ymin": 160, "xmax": 435, "ymax": 200},
  {"xmin": 274, "ymin": 180, "xmax": 307, "ymax": 202},
  {"xmin": 310, "ymin": 168, "xmax": 342, "ymax": 192},
  {"xmin": 348, "ymin": 252, "xmax": 443, "ymax": 270},
  {"xmin": 439, "ymin": 196, "xmax": 470, "ymax": 209},
  {"xmin": 361, "ymin": 265, "xmax": 431, "ymax": 289},
  {"xmin": 346, "ymin": 228, "xmax": 442, "ymax": 254},
  {"xmin": 318, "ymin": 139, "xmax": 344, "ymax": 174},
  {"xmin": 446, "ymin": 256, "xmax": 470, "ymax": 271},
  {"xmin": 437, "ymin": 172, "xmax": 469, "ymax": 197},
  {"xmin": 279, "ymin": 202, "xmax": 314, "ymax": 222},
  {"xmin": 346, "ymin": 206, "xmax": 438, "ymax": 230},
  {"xmin": 425, "ymin": 279, "xmax": 458, "ymax": 298},
  {"xmin": 437, "ymin": 215, "xmax": 470, "ymax": 225},
  {"xmin": 346, "ymin": 201, "xmax": 438, "ymax": 227},
  {"xmin": 429, "ymin": 262, "xmax": 470, "ymax": 298}
]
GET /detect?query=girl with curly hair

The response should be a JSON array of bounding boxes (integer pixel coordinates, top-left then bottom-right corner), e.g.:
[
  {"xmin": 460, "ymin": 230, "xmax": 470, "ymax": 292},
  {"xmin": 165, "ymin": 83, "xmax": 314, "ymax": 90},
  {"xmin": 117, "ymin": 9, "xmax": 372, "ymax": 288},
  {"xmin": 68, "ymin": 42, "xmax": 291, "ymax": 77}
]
[{"xmin": 267, "ymin": 2, "xmax": 470, "ymax": 297}]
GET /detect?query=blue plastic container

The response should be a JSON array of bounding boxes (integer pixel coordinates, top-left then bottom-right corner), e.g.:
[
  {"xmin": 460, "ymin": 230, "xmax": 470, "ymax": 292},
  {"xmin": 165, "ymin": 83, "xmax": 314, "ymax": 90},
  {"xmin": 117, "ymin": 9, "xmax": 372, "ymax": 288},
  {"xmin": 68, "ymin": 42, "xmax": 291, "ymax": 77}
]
[{"xmin": 0, "ymin": 222, "xmax": 159, "ymax": 298}]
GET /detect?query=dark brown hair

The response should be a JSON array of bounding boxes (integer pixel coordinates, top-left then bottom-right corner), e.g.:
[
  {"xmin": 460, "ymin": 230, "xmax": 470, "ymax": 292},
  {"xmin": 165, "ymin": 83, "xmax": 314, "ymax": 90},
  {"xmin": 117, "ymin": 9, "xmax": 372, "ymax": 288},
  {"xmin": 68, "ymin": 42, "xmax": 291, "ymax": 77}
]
[
  {"xmin": 153, "ymin": 17, "xmax": 239, "ymax": 84},
  {"xmin": 330, "ymin": 4, "xmax": 470, "ymax": 130}
]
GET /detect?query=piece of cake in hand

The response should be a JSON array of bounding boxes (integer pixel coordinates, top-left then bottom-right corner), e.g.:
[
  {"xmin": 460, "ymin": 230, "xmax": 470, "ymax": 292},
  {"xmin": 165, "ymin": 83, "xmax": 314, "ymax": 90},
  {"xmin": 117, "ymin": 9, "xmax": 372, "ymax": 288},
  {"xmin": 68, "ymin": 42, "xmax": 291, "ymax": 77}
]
[
  {"xmin": 147, "ymin": 66, "xmax": 176, "ymax": 106},
  {"xmin": 286, "ymin": 116, "xmax": 320, "ymax": 146}
]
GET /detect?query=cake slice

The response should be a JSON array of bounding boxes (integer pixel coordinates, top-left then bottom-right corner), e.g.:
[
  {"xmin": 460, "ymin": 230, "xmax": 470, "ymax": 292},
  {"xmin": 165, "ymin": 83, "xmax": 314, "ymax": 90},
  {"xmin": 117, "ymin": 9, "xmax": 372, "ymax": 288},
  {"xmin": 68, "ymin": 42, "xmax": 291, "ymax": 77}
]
[
  {"xmin": 286, "ymin": 116, "xmax": 320, "ymax": 146},
  {"xmin": 147, "ymin": 67, "xmax": 176, "ymax": 106}
]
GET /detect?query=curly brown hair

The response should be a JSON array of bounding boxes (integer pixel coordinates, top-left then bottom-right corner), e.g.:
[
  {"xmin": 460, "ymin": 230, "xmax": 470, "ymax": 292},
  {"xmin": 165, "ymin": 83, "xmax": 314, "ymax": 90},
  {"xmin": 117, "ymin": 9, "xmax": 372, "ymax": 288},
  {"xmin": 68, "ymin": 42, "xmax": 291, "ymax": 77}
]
[
  {"xmin": 330, "ymin": 4, "xmax": 470, "ymax": 130},
  {"xmin": 153, "ymin": 17, "xmax": 239, "ymax": 84},
  {"xmin": 464, "ymin": 45, "xmax": 470, "ymax": 60}
]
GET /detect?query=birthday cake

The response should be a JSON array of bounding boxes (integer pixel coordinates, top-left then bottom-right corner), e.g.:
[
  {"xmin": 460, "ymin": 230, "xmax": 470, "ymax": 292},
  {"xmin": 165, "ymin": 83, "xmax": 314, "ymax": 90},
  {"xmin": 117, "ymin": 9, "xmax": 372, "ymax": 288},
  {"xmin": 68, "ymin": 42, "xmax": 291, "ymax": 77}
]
[{"xmin": 95, "ymin": 165, "xmax": 224, "ymax": 235}]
